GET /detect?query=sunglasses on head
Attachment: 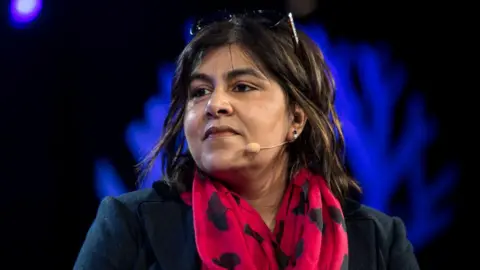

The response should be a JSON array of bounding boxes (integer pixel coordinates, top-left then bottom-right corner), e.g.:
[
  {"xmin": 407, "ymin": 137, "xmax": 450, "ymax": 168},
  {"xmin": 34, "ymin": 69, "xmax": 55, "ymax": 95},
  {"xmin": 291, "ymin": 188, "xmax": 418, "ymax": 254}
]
[{"xmin": 189, "ymin": 9, "xmax": 299, "ymax": 46}]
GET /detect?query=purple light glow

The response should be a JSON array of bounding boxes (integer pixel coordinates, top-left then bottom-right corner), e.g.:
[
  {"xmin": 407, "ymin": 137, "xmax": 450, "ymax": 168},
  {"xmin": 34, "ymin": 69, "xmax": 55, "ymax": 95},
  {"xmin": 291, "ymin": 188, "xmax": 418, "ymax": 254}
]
[{"xmin": 10, "ymin": 0, "xmax": 42, "ymax": 25}]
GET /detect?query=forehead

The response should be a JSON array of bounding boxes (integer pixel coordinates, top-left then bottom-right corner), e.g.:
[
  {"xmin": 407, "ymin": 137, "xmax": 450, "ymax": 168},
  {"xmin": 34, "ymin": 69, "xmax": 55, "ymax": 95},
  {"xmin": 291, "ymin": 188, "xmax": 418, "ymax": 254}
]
[{"xmin": 193, "ymin": 44, "xmax": 263, "ymax": 76}]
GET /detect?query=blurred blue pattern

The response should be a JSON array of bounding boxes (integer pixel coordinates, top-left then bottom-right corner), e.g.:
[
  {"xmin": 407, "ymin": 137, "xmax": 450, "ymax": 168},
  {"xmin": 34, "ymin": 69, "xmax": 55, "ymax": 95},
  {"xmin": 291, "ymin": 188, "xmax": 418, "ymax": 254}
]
[
  {"xmin": 301, "ymin": 24, "xmax": 457, "ymax": 249},
  {"xmin": 94, "ymin": 22, "xmax": 457, "ymax": 251},
  {"xmin": 124, "ymin": 64, "xmax": 175, "ymax": 189},
  {"xmin": 94, "ymin": 158, "xmax": 128, "ymax": 198}
]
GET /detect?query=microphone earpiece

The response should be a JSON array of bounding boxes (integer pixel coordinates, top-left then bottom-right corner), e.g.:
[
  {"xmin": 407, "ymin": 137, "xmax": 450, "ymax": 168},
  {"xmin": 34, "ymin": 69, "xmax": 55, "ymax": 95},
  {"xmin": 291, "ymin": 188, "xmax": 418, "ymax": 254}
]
[
  {"xmin": 245, "ymin": 143, "xmax": 261, "ymax": 153},
  {"xmin": 245, "ymin": 130, "xmax": 299, "ymax": 154},
  {"xmin": 245, "ymin": 141, "xmax": 290, "ymax": 153}
]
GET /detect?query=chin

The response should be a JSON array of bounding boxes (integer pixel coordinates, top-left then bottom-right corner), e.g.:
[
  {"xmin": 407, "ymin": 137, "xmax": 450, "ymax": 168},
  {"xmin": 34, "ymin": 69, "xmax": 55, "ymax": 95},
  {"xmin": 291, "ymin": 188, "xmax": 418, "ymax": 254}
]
[{"xmin": 199, "ymin": 151, "xmax": 244, "ymax": 175}]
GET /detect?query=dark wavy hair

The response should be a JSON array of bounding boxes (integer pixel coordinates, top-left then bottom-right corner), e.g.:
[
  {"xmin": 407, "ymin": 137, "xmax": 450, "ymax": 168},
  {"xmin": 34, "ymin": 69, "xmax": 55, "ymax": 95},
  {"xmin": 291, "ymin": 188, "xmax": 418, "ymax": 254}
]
[{"xmin": 139, "ymin": 13, "xmax": 361, "ymax": 201}]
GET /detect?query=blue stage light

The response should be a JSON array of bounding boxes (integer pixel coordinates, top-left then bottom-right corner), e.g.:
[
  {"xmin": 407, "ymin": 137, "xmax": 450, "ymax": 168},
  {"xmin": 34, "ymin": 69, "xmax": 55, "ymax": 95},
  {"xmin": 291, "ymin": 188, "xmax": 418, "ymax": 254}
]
[{"xmin": 10, "ymin": 0, "xmax": 42, "ymax": 26}]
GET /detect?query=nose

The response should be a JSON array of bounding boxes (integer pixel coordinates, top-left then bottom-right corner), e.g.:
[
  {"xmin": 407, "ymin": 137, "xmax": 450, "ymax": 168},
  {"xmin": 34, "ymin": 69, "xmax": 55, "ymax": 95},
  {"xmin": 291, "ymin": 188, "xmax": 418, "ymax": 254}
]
[{"xmin": 205, "ymin": 92, "xmax": 233, "ymax": 118}]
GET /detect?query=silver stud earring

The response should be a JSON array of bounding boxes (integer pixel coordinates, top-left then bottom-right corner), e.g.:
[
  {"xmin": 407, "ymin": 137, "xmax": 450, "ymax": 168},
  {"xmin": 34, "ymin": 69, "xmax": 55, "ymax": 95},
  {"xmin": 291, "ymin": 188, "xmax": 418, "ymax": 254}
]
[{"xmin": 293, "ymin": 129, "xmax": 298, "ymax": 140}]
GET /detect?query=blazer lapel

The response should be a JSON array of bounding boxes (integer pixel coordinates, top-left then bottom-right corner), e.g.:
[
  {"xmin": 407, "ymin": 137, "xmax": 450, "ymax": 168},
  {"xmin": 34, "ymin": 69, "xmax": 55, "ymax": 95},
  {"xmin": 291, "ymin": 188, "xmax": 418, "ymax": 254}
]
[{"xmin": 139, "ymin": 200, "xmax": 198, "ymax": 270}]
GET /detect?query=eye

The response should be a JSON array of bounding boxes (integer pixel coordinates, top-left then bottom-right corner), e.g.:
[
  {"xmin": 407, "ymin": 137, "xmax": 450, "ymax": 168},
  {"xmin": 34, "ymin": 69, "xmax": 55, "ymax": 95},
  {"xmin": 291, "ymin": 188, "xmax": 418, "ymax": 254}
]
[
  {"xmin": 190, "ymin": 87, "xmax": 212, "ymax": 98},
  {"xmin": 233, "ymin": 83, "xmax": 256, "ymax": 92}
]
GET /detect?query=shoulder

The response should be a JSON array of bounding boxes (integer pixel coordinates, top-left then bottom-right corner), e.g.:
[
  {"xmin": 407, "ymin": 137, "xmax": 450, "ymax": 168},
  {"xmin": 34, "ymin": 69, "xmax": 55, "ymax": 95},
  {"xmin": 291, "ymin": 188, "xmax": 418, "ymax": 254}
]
[
  {"xmin": 74, "ymin": 188, "xmax": 169, "ymax": 269},
  {"xmin": 89, "ymin": 188, "xmax": 165, "ymax": 234},
  {"xmin": 91, "ymin": 185, "xmax": 181, "ymax": 234},
  {"xmin": 92, "ymin": 188, "xmax": 160, "ymax": 220},
  {"xmin": 98, "ymin": 181, "xmax": 184, "ymax": 223},
  {"xmin": 343, "ymin": 199, "xmax": 420, "ymax": 269},
  {"xmin": 110, "ymin": 187, "xmax": 164, "ymax": 211},
  {"xmin": 344, "ymin": 198, "xmax": 404, "ymax": 234},
  {"xmin": 343, "ymin": 198, "xmax": 408, "ymax": 244},
  {"xmin": 100, "ymin": 180, "xmax": 181, "ymax": 211}
]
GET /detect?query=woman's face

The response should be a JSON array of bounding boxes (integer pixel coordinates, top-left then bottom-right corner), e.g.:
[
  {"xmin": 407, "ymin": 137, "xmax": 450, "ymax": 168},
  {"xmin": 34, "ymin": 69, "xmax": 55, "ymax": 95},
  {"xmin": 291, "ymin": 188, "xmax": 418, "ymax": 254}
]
[{"xmin": 184, "ymin": 44, "xmax": 295, "ymax": 178}]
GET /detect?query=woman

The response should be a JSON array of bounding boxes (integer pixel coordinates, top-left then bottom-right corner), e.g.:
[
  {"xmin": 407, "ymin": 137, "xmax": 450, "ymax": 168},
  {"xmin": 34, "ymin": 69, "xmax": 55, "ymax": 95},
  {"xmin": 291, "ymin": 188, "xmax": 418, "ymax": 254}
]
[{"xmin": 74, "ymin": 10, "xmax": 420, "ymax": 270}]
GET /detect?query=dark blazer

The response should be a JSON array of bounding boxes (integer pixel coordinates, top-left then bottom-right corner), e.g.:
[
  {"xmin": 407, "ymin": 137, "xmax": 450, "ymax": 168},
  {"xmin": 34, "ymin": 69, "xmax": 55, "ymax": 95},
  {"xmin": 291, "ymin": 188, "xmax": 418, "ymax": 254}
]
[{"xmin": 74, "ymin": 182, "xmax": 420, "ymax": 270}]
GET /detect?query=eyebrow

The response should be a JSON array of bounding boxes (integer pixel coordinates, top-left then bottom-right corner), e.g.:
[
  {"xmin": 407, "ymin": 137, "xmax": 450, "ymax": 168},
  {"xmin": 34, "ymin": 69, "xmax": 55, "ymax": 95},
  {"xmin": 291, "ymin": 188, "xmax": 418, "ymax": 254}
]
[{"xmin": 189, "ymin": 68, "xmax": 268, "ymax": 84}]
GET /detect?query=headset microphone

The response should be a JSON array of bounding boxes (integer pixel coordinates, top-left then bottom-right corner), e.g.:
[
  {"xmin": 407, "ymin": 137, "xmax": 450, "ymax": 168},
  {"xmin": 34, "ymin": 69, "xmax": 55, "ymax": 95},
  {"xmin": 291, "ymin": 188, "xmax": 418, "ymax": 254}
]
[
  {"xmin": 245, "ymin": 142, "xmax": 289, "ymax": 153},
  {"xmin": 244, "ymin": 129, "xmax": 298, "ymax": 154}
]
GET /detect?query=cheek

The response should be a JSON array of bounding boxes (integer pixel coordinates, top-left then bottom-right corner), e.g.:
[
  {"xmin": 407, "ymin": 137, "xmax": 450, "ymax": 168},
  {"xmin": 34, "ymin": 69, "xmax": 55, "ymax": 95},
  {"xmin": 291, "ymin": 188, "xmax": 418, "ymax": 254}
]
[
  {"xmin": 245, "ymin": 104, "xmax": 288, "ymax": 137},
  {"xmin": 184, "ymin": 108, "xmax": 203, "ymax": 143}
]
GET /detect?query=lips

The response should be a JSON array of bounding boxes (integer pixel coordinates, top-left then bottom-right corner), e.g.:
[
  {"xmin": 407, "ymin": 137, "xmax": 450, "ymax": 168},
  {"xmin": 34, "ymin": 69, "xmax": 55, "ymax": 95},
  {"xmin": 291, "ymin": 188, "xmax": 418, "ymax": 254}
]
[{"xmin": 203, "ymin": 126, "xmax": 239, "ymax": 140}]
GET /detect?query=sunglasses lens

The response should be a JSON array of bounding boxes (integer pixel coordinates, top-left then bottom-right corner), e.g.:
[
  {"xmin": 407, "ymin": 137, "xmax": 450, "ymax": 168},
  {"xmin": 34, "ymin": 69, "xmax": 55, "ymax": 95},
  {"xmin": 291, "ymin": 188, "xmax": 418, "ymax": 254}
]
[
  {"xmin": 190, "ymin": 11, "xmax": 231, "ymax": 35},
  {"xmin": 190, "ymin": 10, "xmax": 284, "ymax": 36}
]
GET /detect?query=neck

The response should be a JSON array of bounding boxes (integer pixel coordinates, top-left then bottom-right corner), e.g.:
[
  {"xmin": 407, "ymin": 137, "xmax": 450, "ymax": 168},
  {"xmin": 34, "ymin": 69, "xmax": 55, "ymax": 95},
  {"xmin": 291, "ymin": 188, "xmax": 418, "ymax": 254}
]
[
  {"xmin": 243, "ymin": 177, "xmax": 286, "ymax": 231},
  {"xmin": 222, "ymin": 155, "xmax": 289, "ymax": 230}
]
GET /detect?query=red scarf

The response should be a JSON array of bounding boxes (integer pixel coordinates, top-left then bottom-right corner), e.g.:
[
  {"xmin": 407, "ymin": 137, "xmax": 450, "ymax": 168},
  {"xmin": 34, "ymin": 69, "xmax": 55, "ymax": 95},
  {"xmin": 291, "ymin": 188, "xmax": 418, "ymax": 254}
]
[{"xmin": 180, "ymin": 168, "xmax": 349, "ymax": 270}]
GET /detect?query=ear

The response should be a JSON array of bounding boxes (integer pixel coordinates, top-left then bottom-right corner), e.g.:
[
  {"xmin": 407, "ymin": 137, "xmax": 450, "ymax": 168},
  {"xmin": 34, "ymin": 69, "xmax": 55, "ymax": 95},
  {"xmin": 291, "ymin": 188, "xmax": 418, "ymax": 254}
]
[{"xmin": 287, "ymin": 104, "xmax": 307, "ymax": 141}]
